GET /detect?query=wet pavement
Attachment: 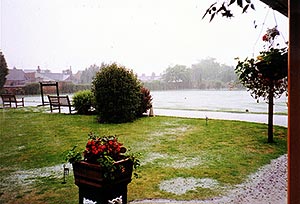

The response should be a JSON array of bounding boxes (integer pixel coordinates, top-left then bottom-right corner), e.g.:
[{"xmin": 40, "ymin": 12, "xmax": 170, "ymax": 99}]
[{"xmin": 153, "ymin": 108, "xmax": 287, "ymax": 127}]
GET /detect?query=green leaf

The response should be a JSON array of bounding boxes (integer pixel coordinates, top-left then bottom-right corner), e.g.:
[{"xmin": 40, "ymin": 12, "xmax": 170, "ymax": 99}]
[
  {"xmin": 237, "ymin": 0, "xmax": 243, "ymax": 8},
  {"xmin": 229, "ymin": 0, "xmax": 236, "ymax": 6},
  {"xmin": 243, "ymin": 4, "xmax": 249, "ymax": 13},
  {"xmin": 217, "ymin": 3, "xmax": 226, "ymax": 13},
  {"xmin": 202, "ymin": 2, "xmax": 216, "ymax": 19},
  {"xmin": 209, "ymin": 13, "xmax": 216, "ymax": 22}
]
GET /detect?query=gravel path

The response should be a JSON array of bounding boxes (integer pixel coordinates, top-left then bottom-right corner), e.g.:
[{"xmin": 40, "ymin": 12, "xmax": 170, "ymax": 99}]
[{"xmin": 130, "ymin": 154, "xmax": 287, "ymax": 204}]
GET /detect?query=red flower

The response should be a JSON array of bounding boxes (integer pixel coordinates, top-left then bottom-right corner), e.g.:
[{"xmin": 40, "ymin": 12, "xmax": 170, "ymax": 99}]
[
  {"xmin": 262, "ymin": 34, "xmax": 269, "ymax": 42},
  {"xmin": 83, "ymin": 134, "xmax": 126, "ymax": 163}
]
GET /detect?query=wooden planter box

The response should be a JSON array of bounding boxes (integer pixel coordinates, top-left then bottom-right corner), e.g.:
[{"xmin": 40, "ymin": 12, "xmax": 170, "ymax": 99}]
[{"xmin": 72, "ymin": 158, "xmax": 133, "ymax": 204}]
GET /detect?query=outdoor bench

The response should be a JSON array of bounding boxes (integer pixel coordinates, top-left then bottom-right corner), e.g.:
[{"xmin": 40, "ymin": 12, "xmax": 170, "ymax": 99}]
[
  {"xmin": 47, "ymin": 95, "xmax": 73, "ymax": 114},
  {"xmin": 1, "ymin": 94, "xmax": 24, "ymax": 108}
]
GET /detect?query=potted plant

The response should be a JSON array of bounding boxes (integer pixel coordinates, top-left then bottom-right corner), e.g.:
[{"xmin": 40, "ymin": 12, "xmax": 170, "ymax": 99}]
[
  {"xmin": 66, "ymin": 132, "xmax": 139, "ymax": 204},
  {"xmin": 235, "ymin": 26, "xmax": 287, "ymax": 143}
]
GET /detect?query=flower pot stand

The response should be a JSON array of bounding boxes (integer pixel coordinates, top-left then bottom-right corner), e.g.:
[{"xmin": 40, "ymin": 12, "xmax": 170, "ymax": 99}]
[
  {"xmin": 73, "ymin": 159, "xmax": 133, "ymax": 204},
  {"xmin": 78, "ymin": 184, "xmax": 128, "ymax": 204}
]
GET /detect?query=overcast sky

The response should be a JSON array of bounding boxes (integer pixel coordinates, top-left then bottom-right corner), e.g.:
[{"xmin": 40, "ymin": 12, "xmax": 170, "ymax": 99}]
[{"xmin": 1, "ymin": 0, "xmax": 288, "ymax": 75}]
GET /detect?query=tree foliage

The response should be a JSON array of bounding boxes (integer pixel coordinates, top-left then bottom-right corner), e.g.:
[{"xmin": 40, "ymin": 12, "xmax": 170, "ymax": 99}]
[
  {"xmin": 202, "ymin": 1, "xmax": 288, "ymax": 143},
  {"xmin": 235, "ymin": 42, "xmax": 287, "ymax": 143},
  {"xmin": 79, "ymin": 64, "xmax": 105, "ymax": 84},
  {"xmin": 155, "ymin": 58, "xmax": 237, "ymax": 90},
  {"xmin": 235, "ymin": 48, "xmax": 288, "ymax": 102},
  {"xmin": 203, "ymin": 0, "xmax": 255, "ymax": 22},
  {"xmin": 0, "ymin": 51, "xmax": 9, "ymax": 91},
  {"xmin": 92, "ymin": 63, "xmax": 142, "ymax": 123},
  {"xmin": 162, "ymin": 65, "xmax": 191, "ymax": 89}
]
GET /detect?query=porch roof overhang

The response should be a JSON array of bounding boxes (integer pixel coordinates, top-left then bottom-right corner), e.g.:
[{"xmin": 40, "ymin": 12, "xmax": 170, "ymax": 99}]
[{"xmin": 259, "ymin": 0, "xmax": 288, "ymax": 17}]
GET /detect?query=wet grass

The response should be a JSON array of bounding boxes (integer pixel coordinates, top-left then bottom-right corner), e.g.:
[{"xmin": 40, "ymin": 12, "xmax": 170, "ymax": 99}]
[{"xmin": 0, "ymin": 107, "xmax": 287, "ymax": 203}]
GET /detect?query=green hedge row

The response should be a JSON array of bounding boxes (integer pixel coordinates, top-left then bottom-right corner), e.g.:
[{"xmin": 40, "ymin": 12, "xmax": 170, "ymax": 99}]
[{"xmin": 22, "ymin": 82, "xmax": 91, "ymax": 95}]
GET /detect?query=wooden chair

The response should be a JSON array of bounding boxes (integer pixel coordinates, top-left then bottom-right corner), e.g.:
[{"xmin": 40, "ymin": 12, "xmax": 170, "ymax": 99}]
[
  {"xmin": 47, "ymin": 95, "xmax": 73, "ymax": 114},
  {"xmin": 1, "ymin": 94, "xmax": 24, "ymax": 108}
]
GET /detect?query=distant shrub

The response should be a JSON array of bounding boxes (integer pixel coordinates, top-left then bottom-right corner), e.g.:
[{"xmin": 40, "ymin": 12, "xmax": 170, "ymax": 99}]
[
  {"xmin": 73, "ymin": 84, "xmax": 92, "ymax": 92},
  {"xmin": 72, "ymin": 90, "xmax": 94, "ymax": 115},
  {"xmin": 92, "ymin": 63, "xmax": 142, "ymax": 123},
  {"xmin": 24, "ymin": 83, "xmax": 40, "ymax": 95},
  {"xmin": 59, "ymin": 82, "xmax": 74, "ymax": 93},
  {"xmin": 59, "ymin": 82, "xmax": 91, "ymax": 94},
  {"xmin": 138, "ymin": 87, "xmax": 152, "ymax": 116}
]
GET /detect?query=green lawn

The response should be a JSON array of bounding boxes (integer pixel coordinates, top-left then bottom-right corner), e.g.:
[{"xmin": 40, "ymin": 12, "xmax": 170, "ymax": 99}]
[{"xmin": 0, "ymin": 107, "xmax": 287, "ymax": 204}]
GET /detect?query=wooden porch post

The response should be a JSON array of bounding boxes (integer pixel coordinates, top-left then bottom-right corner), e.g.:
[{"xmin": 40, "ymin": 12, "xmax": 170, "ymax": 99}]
[{"xmin": 288, "ymin": 0, "xmax": 300, "ymax": 203}]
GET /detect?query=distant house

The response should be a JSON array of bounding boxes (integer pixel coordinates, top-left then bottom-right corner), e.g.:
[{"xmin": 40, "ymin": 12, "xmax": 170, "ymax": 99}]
[
  {"xmin": 24, "ymin": 72, "xmax": 37, "ymax": 83},
  {"xmin": 138, "ymin": 73, "xmax": 162, "ymax": 82},
  {"xmin": 71, "ymin": 71, "xmax": 82, "ymax": 84},
  {"xmin": 4, "ymin": 68, "xmax": 29, "ymax": 87},
  {"xmin": 22, "ymin": 66, "xmax": 73, "ymax": 82},
  {"xmin": 36, "ymin": 72, "xmax": 71, "ymax": 82}
]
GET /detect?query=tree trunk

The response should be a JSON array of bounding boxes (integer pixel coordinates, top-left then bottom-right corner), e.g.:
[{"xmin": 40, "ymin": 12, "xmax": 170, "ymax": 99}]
[{"xmin": 268, "ymin": 87, "xmax": 274, "ymax": 143}]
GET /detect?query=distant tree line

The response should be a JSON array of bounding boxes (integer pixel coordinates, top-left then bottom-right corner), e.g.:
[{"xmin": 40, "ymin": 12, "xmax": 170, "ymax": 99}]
[
  {"xmin": 12, "ymin": 58, "xmax": 239, "ymax": 94},
  {"xmin": 78, "ymin": 63, "xmax": 106, "ymax": 84},
  {"xmin": 77, "ymin": 58, "xmax": 241, "ymax": 91},
  {"xmin": 144, "ymin": 57, "xmax": 241, "ymax": 90}
]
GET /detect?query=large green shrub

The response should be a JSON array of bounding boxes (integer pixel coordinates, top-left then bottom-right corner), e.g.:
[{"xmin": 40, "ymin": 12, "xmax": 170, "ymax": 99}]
[
  {"xmin": 72, "ymin": 90, "xmax": 94, "ymax": 115},
  {"xmin": 92, "ymin": 63, "xmax": 142, "ymax": 123}
]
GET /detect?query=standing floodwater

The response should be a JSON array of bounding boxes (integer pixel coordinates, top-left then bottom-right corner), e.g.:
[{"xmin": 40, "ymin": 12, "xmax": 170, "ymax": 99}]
[
  {"xmin": 21, "ymin": 90, "xmax": 287, "ymax": 115},
  {"xmin": 151, "ymin": 90, "xmax": 287, "ymax": 114}
]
